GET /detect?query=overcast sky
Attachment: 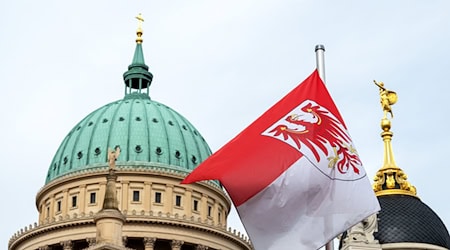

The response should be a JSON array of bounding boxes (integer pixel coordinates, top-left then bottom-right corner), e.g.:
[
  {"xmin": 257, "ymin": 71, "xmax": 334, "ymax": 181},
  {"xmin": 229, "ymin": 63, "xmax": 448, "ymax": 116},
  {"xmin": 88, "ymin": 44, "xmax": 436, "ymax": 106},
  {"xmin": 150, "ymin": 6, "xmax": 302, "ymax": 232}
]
[{"xmin": 1, "ymin": 1, "xmax": 450, "ymax": 249}]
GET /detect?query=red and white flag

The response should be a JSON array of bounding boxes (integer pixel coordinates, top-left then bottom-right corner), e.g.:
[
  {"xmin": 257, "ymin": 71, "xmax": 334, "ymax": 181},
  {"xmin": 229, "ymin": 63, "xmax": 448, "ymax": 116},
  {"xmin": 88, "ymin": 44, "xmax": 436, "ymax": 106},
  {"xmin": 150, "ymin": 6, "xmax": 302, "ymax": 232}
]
[{"xmin": 182, "ymin": 70, "xmax": 380, "ymax": 250}]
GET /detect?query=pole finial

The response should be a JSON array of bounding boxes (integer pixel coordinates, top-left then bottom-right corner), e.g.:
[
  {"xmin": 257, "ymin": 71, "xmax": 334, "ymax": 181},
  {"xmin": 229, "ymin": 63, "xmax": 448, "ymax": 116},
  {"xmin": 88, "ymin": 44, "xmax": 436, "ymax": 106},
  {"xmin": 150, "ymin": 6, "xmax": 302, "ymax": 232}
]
[
  {"xmin": 315, "ymin": 44, "xmax": 325, "ymax": 52},
  {"xmin": 135, "ymin": 13, "xmax": 144, "ymax": 44}
]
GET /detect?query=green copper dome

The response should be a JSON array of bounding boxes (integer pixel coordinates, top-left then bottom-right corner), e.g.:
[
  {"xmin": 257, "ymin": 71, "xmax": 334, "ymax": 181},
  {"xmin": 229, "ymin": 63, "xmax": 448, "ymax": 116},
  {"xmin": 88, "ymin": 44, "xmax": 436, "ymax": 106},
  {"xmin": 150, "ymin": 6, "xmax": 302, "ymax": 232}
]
[{"xmin": 45, "ymin": 30, "xmax": 212, "ymax": 184}]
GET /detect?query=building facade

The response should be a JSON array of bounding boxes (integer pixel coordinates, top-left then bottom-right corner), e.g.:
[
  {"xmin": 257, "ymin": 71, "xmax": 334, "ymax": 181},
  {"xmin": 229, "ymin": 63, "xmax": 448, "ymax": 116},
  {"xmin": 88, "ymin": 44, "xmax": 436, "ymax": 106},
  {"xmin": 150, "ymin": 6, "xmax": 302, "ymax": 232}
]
[
  {"xmin": 8, "ymin": 18, "xmax": 450, "ymax": 250},
  {"xmin": 8, "ymin": 20, "xmax": 252, "ymax": 250}
]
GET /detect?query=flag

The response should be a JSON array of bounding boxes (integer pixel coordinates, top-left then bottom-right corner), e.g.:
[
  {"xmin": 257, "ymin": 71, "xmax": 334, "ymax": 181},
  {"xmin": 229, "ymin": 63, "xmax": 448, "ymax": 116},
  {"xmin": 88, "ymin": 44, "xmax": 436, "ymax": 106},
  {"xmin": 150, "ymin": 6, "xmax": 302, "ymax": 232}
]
[{"xmin": 182, "ymin": 70, "xmax": 380, "ymax": 250}]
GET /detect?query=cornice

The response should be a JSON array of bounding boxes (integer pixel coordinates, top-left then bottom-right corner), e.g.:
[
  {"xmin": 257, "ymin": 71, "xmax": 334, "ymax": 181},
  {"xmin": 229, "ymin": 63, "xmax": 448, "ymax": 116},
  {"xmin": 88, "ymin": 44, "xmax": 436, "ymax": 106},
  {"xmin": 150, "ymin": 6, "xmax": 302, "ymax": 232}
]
[{"xmin": 9, "ymin": 210, "xmax": 252, "ymax": 250}]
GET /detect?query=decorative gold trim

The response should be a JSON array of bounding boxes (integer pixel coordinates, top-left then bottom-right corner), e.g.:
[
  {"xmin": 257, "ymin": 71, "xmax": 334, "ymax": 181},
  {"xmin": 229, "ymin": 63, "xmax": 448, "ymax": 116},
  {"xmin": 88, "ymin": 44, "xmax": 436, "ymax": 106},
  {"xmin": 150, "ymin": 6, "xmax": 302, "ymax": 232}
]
[
  {"xmin": 375, "ymin": 189, "xmax": 418, "ymax": 198},
  {"xmin": 373, "ymin": 167, "xmax": 418, "ymax": 198}
]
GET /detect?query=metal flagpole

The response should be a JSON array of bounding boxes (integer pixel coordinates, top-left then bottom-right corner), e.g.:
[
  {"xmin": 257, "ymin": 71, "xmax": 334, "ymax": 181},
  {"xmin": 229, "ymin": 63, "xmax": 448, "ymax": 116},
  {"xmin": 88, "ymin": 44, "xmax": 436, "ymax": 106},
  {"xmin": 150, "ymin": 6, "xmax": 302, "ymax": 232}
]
[
  {"xmin": 315, "ymin": 44, "xmax": 334, "ymax": 250},
  {"xmin": 315, "ymin": 44, "xmax": 326, "ymax": 83}
]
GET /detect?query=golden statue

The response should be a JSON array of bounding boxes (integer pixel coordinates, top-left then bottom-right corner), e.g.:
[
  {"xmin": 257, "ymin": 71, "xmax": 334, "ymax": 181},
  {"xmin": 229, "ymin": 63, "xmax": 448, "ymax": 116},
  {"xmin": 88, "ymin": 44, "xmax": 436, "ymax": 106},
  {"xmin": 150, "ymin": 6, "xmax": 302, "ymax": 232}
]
[
  {"xmin": 108, "ymin": 146, "xmax": 121, "ymax": 170},
  {"xmin": 374, "ymin": 80, "xmax": 397, "ymax": 119}
]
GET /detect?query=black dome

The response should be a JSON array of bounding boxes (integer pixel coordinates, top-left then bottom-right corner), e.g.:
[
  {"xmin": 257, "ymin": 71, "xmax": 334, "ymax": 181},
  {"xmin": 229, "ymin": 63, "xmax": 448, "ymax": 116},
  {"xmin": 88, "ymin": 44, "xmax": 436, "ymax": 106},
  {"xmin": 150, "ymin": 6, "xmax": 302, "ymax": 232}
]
[{"xmin": 374, "ymin": 194, "xmax": 450, "ymax": 248}]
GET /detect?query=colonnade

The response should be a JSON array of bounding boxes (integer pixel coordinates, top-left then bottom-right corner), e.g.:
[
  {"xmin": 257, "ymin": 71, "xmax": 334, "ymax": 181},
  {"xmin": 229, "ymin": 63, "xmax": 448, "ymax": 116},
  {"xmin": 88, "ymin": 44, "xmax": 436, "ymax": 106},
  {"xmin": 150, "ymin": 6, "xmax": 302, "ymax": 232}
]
[{"xmin": 37, "ymin": 237, "xmax": 212, "ymax": 250}]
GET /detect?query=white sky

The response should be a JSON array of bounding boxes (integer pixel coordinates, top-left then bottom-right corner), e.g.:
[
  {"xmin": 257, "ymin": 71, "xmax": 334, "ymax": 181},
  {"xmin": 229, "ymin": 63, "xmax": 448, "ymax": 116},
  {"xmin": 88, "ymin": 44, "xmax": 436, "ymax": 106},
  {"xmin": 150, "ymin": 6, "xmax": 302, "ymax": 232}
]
[{"xmin": 1, "ymin": 1, "xmax": 450, "ymax": 249}]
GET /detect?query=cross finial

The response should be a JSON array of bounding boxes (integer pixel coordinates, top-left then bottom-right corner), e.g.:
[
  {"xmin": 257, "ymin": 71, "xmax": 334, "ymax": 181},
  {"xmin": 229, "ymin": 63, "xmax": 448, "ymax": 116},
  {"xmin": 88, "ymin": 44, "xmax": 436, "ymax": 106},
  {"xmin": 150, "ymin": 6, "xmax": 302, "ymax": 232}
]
[
  {"xmin": 135, "ymin": 13, "xmax": 144, "ymax": 44},
  {"xmin": 136, "ymin": 13, "xmax": 144, "ymax": 29}
]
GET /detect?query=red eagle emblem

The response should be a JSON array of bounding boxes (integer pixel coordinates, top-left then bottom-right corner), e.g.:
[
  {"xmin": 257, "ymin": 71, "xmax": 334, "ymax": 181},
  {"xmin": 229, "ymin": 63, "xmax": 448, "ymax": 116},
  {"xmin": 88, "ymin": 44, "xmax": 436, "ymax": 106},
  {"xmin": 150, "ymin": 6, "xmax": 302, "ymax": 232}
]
[{"xmin": 265, "ymin": 101, "xmax": 362, "ymax": 175}]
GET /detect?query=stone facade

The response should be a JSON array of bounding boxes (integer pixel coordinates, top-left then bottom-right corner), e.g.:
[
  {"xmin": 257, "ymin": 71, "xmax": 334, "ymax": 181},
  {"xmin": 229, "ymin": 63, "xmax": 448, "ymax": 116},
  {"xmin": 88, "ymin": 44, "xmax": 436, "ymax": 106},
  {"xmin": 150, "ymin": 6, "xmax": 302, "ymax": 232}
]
[{"xmin": 9, "ymin": 167, "xmax": 252, "ymax": 250}]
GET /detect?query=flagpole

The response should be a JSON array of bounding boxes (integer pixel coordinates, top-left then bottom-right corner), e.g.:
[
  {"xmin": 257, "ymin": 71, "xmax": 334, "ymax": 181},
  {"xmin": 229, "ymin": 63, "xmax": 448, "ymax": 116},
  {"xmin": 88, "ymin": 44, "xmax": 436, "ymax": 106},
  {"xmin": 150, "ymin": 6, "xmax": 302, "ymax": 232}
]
[
  {"xmin": 315, "ymin": 44, "xmax": 334, "ymax": 250},
  {"xmin": 315, "ymin": 44, "xmax": 326, "ymax": 83}
]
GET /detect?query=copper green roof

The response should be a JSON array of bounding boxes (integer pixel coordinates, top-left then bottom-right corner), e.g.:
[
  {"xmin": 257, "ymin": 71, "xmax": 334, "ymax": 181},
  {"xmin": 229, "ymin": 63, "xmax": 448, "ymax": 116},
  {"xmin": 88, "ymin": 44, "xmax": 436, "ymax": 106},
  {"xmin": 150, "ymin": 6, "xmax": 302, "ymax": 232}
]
[
  {"xmin": 45, "ymin": 33, "xmax": 211, "ymax": 184},
  {"xmin": 123, "ymin": 43, "xmax": 153, "ymax": 92}
]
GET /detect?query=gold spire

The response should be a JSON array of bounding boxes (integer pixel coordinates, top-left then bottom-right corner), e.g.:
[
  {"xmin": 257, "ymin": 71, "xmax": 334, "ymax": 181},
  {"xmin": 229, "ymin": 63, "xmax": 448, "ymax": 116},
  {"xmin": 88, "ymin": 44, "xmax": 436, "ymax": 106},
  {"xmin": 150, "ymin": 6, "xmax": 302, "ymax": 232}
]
[
  {"xmin": 372, "ymin": 81, "xmax": 417, "ymax": 197},
  {"xmin": 135, "ymin": 13, "xmax": 144, "ymax": 44}
]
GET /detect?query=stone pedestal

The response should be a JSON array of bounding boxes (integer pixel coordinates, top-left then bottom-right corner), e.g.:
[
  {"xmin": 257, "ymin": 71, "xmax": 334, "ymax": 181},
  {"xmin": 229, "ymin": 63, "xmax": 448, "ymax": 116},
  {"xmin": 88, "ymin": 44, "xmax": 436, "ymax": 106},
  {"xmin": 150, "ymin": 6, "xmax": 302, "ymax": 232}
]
[{"xmin": 94, "ymin": 209, "xmax": 126, "ymax": 247}]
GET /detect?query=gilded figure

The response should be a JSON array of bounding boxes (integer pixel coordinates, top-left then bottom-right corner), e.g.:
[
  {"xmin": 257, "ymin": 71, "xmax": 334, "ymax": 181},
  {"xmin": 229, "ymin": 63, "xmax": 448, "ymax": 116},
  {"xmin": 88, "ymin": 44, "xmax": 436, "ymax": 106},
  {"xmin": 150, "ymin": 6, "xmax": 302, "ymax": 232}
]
[{"xmin": 374, "ymin": 80, "xmax": 397, "ymax": 119}]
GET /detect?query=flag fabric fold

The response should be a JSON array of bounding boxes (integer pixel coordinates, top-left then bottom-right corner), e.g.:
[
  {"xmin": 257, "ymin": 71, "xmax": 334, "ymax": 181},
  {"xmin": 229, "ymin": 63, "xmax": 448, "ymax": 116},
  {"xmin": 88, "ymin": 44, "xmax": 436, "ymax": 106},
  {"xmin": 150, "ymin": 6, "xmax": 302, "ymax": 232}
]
[{"xmin": 182, "ymin": 69, "xmax": 380, "ymax": 250}]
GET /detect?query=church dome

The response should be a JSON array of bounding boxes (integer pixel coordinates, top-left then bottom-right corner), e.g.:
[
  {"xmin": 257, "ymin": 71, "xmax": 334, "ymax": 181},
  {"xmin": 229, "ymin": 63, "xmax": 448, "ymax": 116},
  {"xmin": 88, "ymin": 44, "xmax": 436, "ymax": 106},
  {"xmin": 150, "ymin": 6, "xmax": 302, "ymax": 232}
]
[
  {"xmin": 45, "ymin": 93, "xmax": 211, "ymax": 184},
  {"xmin": 340, "ymin": 85, "xmax": 450, "ymax": 250},
  {"xmin": 375, "ymin": 195, "xmax": 450, "ymax": 248},
  {"xmin": 9, "ymin": 17, "xmax": 251, "ymax": 250},
  {"xmin": 45, "ymin": 29, "xmax": 211, "ymax": 184},
  {"xmin": 369, "ymin": 92, "xmax": 450, "ymax": 248}
]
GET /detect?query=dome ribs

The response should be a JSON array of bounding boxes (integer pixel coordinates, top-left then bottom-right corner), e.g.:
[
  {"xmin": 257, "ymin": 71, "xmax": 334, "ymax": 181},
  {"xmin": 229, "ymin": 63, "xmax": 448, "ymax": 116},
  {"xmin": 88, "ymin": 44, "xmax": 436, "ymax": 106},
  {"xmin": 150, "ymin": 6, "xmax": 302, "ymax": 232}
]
[{"xmin": 45, "ymin": 96, "xmax": 212, "ymax": 184}]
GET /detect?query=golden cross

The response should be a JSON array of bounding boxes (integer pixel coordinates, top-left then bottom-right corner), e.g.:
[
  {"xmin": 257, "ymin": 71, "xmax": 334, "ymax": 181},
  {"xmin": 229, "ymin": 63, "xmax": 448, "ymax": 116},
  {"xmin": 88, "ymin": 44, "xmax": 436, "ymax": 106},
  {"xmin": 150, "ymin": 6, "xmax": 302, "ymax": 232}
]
[{"xmin": 136, "ymin": 13, "xmax": 144, "ymax": 29}]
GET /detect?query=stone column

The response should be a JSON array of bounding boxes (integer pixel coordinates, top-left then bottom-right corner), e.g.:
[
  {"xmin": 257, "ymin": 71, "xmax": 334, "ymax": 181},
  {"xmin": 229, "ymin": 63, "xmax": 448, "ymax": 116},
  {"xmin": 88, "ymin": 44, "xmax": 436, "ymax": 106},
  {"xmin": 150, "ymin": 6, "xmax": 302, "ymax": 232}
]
[
  {"xmin": 143, "ymin": 237, "xmax": 156, "ymax": 250},
  {"xmin": 196, "ymin": 245, "xmax": 208, "ymax": 250},
  {"xmin": 79, "ymin": 184, "xmax": 86, "ymax": 214},
  {"xmin": 62, "ymin": 189, "xmax": 68, "ymax": 216},
  {"xmin": 212, "ymin": 201, "xmax": 220, "ymax": 225},
  {"xmin": 49, "ymin": 195, "xmax": 55, "ymax": 220},
  {"xmin": 171, "ymin": 240, "xmax": 184, "ymax": 250},
  {"xmin": 38, "ymin": 204, "xmax": 43, "ymax": 224},
  {"xmin": 94, "ymin": 170, "xmax": 126, "ymax": 247},
  {"xmin": 60, "ymin": 240, "xmax": 73, "ymax": 250},
  {"xmin": 94, "ymin": 209, "xmax": 126, "ymax": 246},
  {"xmin": 165, "ymin": 184, "xmax": 173, "ymax": 213},
  {"xmin": 99, "ymin": 181, "xmax": 106, "ymax": 199},
  {"xmin": 200, "ymin": 194, "xmax": 208, "ymax": 221},
  {"xmin": 121, "ymin": 181, "xmax": 129, "ymax": 211},
  {"xmin": 144, "ymin": 181, "xmax": 151, "ymax": 211},
  {"xmin": 185, "ymin": 188, "xmax": 192, "ymax": 217}
]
